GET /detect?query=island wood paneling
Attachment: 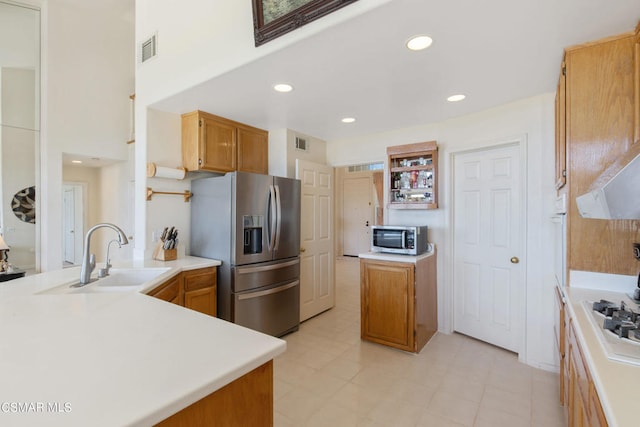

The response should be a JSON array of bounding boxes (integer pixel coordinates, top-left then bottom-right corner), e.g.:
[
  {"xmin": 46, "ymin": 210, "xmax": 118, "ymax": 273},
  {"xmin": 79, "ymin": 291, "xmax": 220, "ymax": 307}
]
[
  {"xmin": 564, "ymin": 32, "xmax": 640, "ymax": 276},
  {"xmin": 155, "ymin": 361, "xmax": 273, "ymax": 427}
]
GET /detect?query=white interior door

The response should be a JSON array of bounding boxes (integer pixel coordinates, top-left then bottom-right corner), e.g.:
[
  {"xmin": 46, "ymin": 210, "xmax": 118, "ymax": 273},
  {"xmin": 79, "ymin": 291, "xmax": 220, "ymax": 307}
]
[
  {"xmin": 62, "ymin": 187, "xmax": 75, "ymax": 264},
  {"xmin": 343, "ymin": 176, "xmax": 373, "ymax": 256},
  {"xmin": 453, "ymin": 143, "xmax": 524, "ymax": 352},
  {"xmin": 296, "ymin": 159, "xmax": 335, "ymax": 321},
  {"xmin": 62, "ymin": 184, "xmax": 84, "ymax": 265}
]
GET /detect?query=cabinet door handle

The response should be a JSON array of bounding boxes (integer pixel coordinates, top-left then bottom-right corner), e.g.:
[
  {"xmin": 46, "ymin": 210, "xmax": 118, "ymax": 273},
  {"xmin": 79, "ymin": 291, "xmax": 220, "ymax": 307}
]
[{"xmin": 510, "ymin": 256, "xmax": 520, "ymax": 264}]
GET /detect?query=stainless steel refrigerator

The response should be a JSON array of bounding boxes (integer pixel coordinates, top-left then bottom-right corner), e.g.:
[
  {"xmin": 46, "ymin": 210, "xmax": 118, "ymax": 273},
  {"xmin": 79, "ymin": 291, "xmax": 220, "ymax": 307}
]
[{"xmin": 190, "ymin": 172, "xmax": 301, "ymax": 337}]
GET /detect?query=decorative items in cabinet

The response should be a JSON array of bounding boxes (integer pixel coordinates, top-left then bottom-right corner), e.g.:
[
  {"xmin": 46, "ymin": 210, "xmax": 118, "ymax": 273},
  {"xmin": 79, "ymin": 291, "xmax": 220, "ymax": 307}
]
[{"xmin": 387, "ymin": 140, "xmax": 438, "ymax": 209}]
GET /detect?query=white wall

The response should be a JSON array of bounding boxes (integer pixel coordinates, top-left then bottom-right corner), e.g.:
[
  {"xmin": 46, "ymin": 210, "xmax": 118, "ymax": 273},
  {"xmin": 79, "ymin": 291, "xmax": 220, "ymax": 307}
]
[
  {"xmin": 135, "ymin": 0, "xmax": 391, "ymax": 107},
  {"xmin": 269, "ymin": 128, "xmax": 327, "ymax": 178},
  {"xmin": 39, "ymin": 0, "xmax": 135, "ymax": 271},
  {"xmin": 145, "ymin": 108, "xmax": 209, "ymax": 259},
  {"xmin": 99, "ymin": 159, "xmax": 134, "ymax": 262},
  {"xmin": 327, "ymin": 93, "xmax": 558, "ymax": 371}
]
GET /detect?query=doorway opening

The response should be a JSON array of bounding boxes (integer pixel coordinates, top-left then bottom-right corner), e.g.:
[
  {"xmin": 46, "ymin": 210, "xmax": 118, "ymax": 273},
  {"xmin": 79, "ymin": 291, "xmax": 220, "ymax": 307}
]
[
  {"xmin": 62, "ymin": 183, "xmax": 85, "ymax": 266},
  {"xmin": 336, "ymin": 163, "xmax": 383, "ymax": 257}
]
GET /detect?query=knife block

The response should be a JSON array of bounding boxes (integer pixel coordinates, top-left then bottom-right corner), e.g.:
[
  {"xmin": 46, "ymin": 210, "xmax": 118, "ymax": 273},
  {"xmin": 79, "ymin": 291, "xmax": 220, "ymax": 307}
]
[{"xmin": 152, "ymin": 241, "xmax": 177, "ymax": 261}]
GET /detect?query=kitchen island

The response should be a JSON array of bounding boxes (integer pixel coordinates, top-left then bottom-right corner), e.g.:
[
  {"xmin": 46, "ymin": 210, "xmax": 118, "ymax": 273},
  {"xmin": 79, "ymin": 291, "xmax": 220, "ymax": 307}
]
[
  {"xmin": 0, "ymin": 257, "xmax": 285, "ymax": 426},
  {"xmin": 359, "ymin": 250, "xmax": 437, "ymax": 353}
]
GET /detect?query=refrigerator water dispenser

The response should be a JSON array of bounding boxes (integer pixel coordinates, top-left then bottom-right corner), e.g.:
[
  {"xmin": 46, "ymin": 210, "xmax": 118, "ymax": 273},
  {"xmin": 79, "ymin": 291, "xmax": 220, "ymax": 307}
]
[{"xmin": 243, "ymin": 215, "xmax": 263, "ymax": 254}]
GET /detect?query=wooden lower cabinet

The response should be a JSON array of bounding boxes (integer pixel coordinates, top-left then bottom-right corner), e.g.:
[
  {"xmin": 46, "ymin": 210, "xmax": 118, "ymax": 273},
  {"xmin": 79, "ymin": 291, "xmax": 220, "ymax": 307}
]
[
  {"xmin": 148, "ymin": 267, "xmax": 217, "ymax": 316},
  {"xmin": 360, "ymin": 254, "xmax": 437, "ymax": 353},
  {"xmin": 147, "ymin": 275, "xmax": 183, "ymax": 306},
  {"xmin": 559, "ymin": 307, "xmax": 608, "ymax": 427},
  {"xmin": 155, "ymin": 360, "xmax": 273, "ymax": 427},
  {"xmin": 183, "ymin": 267, "xmax": 217, "ymax": 316}
]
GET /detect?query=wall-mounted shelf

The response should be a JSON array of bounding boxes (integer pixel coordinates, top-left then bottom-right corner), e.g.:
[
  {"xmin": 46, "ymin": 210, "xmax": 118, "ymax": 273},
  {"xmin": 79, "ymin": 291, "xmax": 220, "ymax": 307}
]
[
  {"xmin": 387, "ymin": 140, "xmax": 438, "ymax": 209},
  {"xmin": 146, "ymin": 187, "xmax": 192, "ymax": 202}
]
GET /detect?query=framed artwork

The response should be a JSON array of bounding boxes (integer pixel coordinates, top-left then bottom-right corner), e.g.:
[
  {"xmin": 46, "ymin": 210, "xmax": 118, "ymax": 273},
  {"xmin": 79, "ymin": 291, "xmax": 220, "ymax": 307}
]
[{"xmin": 252, "ymin": 0, "xmax": 359, "ymax": 46}]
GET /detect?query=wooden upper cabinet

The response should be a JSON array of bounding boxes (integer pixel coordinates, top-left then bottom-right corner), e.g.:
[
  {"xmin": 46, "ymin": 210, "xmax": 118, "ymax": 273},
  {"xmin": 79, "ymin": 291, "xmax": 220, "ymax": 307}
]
[
  {"xmin": 182, "ymin": 110, "xmax": 268, "ymax": 175},
  {"xmin": 200, "ymin": 115, "xmax": 237, "ymax": 172},
  {"xmin": 563, "ymin": 31, "xmax": 640, "ymax": 276},
  {"xmin": 634, "ymin": 21, "xmax": 640, "ymax": 144},
  {"xmin": 237, "ymin": 124, "xmax": 269, "ymax": 174},
  {"xmin": 555, "ymin": 60, "xmax": 567, "ymax": 190}
]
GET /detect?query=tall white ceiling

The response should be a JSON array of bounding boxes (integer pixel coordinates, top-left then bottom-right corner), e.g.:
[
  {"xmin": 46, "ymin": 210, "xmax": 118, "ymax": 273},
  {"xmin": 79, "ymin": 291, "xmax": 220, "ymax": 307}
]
[{"xmin": 153, "ymin": 0, "xmax": 640, "ymax": 141}]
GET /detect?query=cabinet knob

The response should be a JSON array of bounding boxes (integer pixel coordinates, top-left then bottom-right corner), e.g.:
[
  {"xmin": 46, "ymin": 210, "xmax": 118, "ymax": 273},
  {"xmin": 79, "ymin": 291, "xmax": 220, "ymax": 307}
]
[
  {"xmin": 510, "ymin": 256, "xmax": 520, "ymax": 264},
  {"xmin": 300, "ymin": 248, "xmax": 306, "ymax": 253}
]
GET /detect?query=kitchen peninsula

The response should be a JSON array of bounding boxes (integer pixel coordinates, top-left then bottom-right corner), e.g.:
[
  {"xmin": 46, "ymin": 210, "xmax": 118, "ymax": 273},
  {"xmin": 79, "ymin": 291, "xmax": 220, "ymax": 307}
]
[{"xmin": 0, "ymin": 257, "xmax": 285, "ymax": 427}]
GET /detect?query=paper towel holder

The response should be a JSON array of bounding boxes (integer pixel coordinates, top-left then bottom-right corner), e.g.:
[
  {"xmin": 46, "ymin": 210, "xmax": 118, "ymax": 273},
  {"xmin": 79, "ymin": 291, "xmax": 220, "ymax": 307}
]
[{"xmin": 146, "ymin": 162, "xmax": 187, "ymax": 180}]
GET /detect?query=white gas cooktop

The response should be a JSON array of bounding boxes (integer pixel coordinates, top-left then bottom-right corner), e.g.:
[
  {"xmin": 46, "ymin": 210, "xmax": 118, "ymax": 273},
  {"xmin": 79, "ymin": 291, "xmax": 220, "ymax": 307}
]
[{"xmin": 582, "ymin": 299, "xmax": 640, "ymax": 367}]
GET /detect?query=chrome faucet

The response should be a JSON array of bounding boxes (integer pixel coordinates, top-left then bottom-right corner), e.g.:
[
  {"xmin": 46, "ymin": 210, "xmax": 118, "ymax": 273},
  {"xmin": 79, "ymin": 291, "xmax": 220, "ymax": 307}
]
[
  {"xmin": 97, "ymin": 239, "xmax": 122, "ymax": 278},
  {"xmin": 79, "ymin": 223, "xmax": 129, "ymax": 285}
]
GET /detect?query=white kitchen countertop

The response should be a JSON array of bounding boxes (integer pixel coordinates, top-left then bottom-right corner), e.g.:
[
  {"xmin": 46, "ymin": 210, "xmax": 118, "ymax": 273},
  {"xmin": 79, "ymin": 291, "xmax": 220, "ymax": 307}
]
[
  {"xmin": 0, "ymin": 256, "xmax": 286, "ymax": 427},
  {"xmin": 563, "ymin": 274, "xmax": 640, "ymax": 427},
  {"xmin": 358, "ymin": 250, "xmax": 435, "ymax": 263}
]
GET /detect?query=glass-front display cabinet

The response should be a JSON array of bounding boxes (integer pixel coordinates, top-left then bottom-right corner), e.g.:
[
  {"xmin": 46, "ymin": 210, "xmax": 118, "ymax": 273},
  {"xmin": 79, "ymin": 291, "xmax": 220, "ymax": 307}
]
[{"xmin": 387, "ymin": 141, "xmax": 438, "ymax": 209}]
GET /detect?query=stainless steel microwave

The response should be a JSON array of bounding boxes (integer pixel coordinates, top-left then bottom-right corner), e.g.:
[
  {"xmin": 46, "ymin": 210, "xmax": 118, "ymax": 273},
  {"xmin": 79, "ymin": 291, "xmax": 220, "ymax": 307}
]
[{"xmin": 371, "ymin": 225, "xmax": 429, "ymax": 255}]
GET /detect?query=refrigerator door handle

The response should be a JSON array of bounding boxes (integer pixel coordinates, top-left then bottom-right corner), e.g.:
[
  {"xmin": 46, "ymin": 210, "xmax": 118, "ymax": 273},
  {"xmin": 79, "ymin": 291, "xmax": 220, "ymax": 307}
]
[
  {"xmin": 267, "ymin": 184, "xmax": 277, "ymax": 252},
  {"xmin": 274, "ymin": 184, "xmax": 282, "ymax": 251},
  {"xmin": 237, "ymin": 258, "xmax": 300, "ymax": 274},
  {"xmin": 237, "ymin": 280, "xmax": 299, "ymax": 301}
]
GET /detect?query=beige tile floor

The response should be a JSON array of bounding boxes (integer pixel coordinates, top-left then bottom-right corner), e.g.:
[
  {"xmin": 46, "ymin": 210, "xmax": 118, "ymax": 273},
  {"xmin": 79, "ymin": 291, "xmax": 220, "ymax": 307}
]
[{"xmin": 274, "ymin": 257, "xmax": 566, "ymax": 426}]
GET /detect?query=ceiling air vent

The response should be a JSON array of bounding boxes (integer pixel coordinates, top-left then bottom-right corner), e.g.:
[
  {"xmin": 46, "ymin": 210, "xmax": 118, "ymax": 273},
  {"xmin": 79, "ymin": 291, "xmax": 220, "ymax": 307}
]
[
  {"xmin": 140, "ymin": 33, "xmax": 157, "ymax": 63},
  {"xmin": 295, "ymin": 137, "xmax": 307, "ymax": 151}
]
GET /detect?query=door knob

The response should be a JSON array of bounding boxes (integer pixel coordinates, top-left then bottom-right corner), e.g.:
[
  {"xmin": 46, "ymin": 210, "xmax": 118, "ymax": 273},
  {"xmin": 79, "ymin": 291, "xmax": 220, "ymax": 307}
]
[
  {"xmin": 510, "ymin": 256, "xmax": 520, "ymax": 264},
  {"xmin": 300, "ymin": 248, "xmax": 306, "ymax": 253}
]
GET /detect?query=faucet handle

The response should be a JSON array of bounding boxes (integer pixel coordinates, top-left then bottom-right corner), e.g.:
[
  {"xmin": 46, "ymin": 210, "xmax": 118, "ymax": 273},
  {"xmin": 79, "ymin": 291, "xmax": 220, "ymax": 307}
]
[{"xmin": 89, "ymin": 253, "xmax": 96, "ymax": 271}]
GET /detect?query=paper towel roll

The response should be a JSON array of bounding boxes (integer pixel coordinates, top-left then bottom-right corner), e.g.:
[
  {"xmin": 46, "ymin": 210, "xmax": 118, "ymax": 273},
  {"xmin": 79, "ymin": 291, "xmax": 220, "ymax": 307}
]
[{"xmin": 146, "ymin": 163, "xmax": 186, "ymax": 180}]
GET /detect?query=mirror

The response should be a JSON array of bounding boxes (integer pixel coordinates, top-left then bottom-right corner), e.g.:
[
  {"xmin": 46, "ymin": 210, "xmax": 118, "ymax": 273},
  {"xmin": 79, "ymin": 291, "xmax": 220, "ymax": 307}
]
[
  {"xmin": 0, "ymin": 1, "xmax": 40, "ymax": 275},
  {"xmin": 62, "ymin": 154, "xmax": 133, "ymax": 268}
]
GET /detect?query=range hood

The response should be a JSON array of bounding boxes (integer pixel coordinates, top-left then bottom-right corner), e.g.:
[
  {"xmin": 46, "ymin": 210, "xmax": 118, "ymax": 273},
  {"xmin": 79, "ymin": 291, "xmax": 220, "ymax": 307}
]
[{"xmin": 576, "ymin": 146, "xmax": 640, "ymax": 220}]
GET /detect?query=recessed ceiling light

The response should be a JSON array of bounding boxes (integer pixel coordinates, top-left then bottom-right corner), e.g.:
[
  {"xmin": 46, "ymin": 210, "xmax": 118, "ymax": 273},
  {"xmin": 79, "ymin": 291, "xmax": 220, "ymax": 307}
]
[
  {"xmin": 71, "ymin": 160, "xmax": 82, "ymax": 164},
  {"xmin": 341, "ymin": 117, "xmax": 356, "ymax": 123},
  {"xmin": 406, "ymin": 35, "xmax": 433, "ymax": 51},
  {"xmin": 447, "ymin": 94, "xmax": 466, "ymax": 102},
  {"xmin": 273, "ymin": 83, "xmax": 293, "ymax": 93}
]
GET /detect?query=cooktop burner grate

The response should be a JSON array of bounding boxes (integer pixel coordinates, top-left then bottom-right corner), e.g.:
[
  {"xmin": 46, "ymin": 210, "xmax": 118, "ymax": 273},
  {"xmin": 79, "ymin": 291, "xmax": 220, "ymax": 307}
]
[{"xmin": 582, "ymin": 300, "xmax": 640, "ymax": 366}]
